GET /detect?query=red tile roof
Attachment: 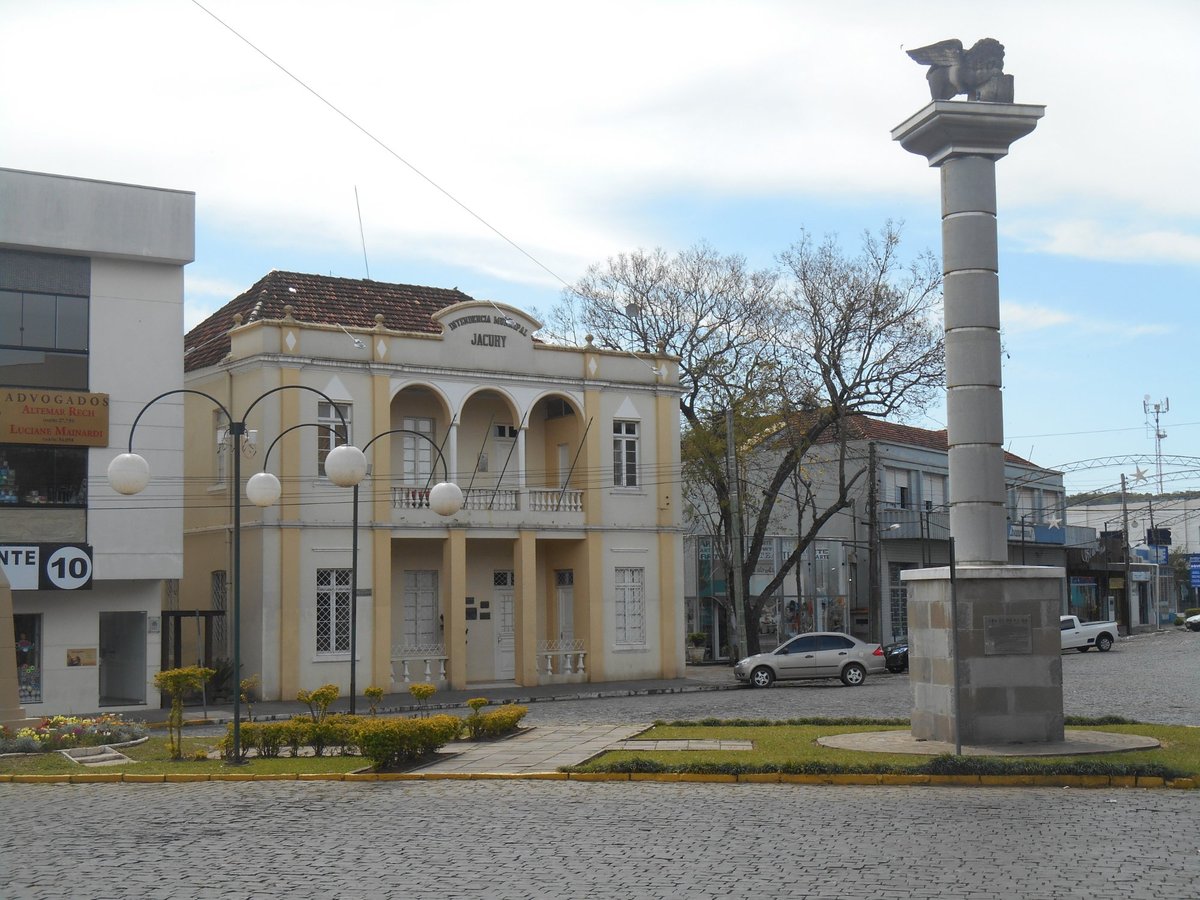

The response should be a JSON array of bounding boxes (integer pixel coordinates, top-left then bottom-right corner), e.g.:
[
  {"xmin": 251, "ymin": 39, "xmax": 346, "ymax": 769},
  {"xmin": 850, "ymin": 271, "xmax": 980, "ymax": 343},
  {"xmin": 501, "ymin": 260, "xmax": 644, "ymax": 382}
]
[
  {"xmin": 813, "ymin": 414, "xmax": 1049, "ymax": 470},
  {"xmin": 184, "ymin": 271, "xmax": 475, "ymax": 371}
]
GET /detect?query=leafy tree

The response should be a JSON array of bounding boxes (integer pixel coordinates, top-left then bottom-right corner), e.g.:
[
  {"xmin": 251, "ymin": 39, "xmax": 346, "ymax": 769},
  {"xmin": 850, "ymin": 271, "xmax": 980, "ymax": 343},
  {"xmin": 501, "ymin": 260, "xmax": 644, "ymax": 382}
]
[
  {"xmin": 550, "ymin": 223, "xmax": 943, "ymax": 654},
  {"xmin": 154, "ymin": 666, "xmax": 215, "ymax": 760}
]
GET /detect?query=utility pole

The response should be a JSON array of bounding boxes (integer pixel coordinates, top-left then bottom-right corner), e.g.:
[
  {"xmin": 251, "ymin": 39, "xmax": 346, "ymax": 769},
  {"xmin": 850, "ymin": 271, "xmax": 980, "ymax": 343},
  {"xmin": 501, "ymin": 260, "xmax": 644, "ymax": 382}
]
[
  {"xmin": 866, "ymin": 442, "xmax": 881, "ymax": 643},
  {"xmin": 1120, "ymin": 473, "xmax": 1133, "ymax": 634},
  {"xmin": 725, "ymin": 407, "xmax": 748, "ymax": 662}
]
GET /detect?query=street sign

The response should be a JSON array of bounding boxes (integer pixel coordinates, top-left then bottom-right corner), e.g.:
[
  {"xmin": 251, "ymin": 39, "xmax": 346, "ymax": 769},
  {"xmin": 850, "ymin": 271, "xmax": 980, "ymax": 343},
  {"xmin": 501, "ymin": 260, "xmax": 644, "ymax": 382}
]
[
  {"xmin": 1190, "ymin": 554, "xmax": 1200, "ymax": 588},
  {"xmin": 0, "ymin": 543, "xmax": 93, "ymax": 590}
]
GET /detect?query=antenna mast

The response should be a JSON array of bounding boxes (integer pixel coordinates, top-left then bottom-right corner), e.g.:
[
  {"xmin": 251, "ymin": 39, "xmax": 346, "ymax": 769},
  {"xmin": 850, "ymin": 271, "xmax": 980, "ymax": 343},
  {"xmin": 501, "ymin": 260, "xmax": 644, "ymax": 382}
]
[{"xmin": 1142, "ymin": 394, "xmax": 1170, "ymax": 493}]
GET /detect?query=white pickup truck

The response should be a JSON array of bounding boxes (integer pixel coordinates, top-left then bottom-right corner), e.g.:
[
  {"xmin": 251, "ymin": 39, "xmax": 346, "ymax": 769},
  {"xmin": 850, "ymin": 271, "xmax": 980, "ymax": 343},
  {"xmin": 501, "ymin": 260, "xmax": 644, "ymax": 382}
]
[{"xmin": 1060, "ymin": 615, "xmax": 1117, "ymax": 652}]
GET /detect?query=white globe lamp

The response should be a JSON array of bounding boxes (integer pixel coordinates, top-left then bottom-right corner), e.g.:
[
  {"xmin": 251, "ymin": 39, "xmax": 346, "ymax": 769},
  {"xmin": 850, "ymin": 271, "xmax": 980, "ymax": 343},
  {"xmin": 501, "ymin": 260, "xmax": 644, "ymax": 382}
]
[
  {"xmin": 429, "ymin": 481, "xmax": 464, "ymax": 517},
  {"xmin": 324, "ymin": 444, "xmax": 368, "ymax": 487},
  {"xmin": 246, "ymin": 471, "xmax": 282, "ymax": 507},
  {"xmin": 107, "ymin": 453, "xmax": 151, "ymax": 495}
]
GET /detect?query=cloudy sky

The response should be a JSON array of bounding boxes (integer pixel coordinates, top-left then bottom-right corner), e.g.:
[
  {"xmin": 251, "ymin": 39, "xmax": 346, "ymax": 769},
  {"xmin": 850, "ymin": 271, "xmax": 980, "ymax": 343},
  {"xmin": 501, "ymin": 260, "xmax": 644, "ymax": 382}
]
[{"xmin": 5, "ymin": 0, "xmax": 1198, "ymax": 500}]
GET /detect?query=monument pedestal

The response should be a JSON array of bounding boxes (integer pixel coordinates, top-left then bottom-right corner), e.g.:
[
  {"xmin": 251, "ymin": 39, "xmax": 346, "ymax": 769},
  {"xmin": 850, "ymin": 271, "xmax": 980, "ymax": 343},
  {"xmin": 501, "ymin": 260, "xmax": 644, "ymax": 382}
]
[{"xmin": 903, "ymin": 565, "xmax": 1064, "ymax": 745}]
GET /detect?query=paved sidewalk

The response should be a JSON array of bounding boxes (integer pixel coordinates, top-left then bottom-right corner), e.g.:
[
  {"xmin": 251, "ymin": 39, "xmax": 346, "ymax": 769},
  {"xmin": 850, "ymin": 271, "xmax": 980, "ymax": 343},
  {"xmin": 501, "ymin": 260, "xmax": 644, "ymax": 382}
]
[
  {"xmin": 160, "ymin": 663, "xmax": 738, "ymax": 728},
  {"xmin": 416, "ymin": 723, "xmax": 651, "ymax": 774}
]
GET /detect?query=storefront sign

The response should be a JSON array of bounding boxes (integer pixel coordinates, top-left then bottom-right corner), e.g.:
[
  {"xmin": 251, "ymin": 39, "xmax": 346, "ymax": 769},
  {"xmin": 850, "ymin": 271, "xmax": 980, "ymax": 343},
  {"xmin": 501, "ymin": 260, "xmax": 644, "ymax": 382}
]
[
  {"xmin": 445, "ymin": 312, "xmax": 530, "ymax": 349},
  {"xmin": 0, "ymin": 390, "xmax": 110, "ymax": 447},
  {"xmin": 0, "ymin": 543, "xmax": 93, "ymax": 590}
]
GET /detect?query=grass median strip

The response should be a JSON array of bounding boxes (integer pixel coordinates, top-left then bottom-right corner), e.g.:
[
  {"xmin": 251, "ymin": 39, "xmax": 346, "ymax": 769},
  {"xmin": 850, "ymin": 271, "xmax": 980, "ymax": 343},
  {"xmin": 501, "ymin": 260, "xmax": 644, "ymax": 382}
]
[{"xmin": 560, "ymin": 719, "xmax": 1200, "ymax": 783}]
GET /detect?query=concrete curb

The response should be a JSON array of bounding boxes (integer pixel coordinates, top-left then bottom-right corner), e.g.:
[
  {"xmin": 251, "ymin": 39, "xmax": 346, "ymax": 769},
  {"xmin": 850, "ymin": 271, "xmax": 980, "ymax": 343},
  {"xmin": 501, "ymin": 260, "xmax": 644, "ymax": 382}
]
[{"xmin": 1, "ymin": 771, "xmax": 1194, "ymax": 789}]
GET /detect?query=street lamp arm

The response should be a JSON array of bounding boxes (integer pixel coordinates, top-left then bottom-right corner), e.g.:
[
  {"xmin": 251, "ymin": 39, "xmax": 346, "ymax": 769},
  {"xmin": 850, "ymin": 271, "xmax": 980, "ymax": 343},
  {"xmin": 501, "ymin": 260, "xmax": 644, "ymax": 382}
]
[
  {"xmin": 239, "ymin": 384, "xmax": 352, "ymax": 433},
  {"xmin": 261, "ymin": 422, "xmax": 344, "ymax": 468},
  {"xmin": 361, "ymin": 428, "xmax": 452, "ymax": 483},
  {"xmin": 125, "ymin": 388, "xmax": 234, "ymax": 452}
]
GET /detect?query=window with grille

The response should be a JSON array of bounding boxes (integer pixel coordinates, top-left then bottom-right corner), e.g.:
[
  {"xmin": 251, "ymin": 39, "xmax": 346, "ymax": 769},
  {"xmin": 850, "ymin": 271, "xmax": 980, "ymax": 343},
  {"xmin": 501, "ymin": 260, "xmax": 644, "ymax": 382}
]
[
  {"xmin": 317, "ymin": 402, "xmax": 352, "ymax": 477},
  {"xmin": 316, "ymin": 568, "xmax": 352, "ymax": 653},
  {"xmin": 614, "ymin": 567, "xmax": 645, "ymax": 645},
  {"xmin": 888, "ymin": 562, "xmax": 917, "ymax": 640},
  {"xmin": 613, "ymin": 420, "xmax": 639, "ymax": 488}
]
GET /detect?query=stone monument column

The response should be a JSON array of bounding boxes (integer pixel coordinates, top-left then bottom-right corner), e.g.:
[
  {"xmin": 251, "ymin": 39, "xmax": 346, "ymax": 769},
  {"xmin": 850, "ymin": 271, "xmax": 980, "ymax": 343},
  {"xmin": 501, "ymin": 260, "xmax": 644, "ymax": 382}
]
[{"xmin": 892, "ymin": 45, "xmax": 1065, "ymax": 746}]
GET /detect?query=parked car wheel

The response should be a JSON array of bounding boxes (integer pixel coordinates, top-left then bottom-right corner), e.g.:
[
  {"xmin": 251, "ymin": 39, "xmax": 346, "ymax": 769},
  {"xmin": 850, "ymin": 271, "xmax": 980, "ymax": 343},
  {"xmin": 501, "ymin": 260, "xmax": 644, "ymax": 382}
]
[
  {"xmin": 1076, "ymin": 647, "xmax": 1090, "ymax": 653},
  {"xmin": 1096, "ymin": 634, "xmax": 1113, "ymax": 652},
  {"xmin": 840, "ymin": 662, "xmax": 866, "ymax": 686},
  {"xmin": 750, "ymin": 666, "xmax": 776, "ymax": 688}
]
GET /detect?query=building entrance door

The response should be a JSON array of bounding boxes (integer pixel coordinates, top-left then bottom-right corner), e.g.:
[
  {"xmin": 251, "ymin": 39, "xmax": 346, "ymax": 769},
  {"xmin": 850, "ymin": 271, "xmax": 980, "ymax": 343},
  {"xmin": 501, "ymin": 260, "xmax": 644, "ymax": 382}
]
[
  {"xmin": 98, "ymin": 611, "xmax": 146, "ymax": 706},
  {"xmin": 495, "ymin": 570, "xmax": 515, "ymax": 681},
  {"xmin": 556, "ymin": 570, "xmax": 574, "ymax": 641}
]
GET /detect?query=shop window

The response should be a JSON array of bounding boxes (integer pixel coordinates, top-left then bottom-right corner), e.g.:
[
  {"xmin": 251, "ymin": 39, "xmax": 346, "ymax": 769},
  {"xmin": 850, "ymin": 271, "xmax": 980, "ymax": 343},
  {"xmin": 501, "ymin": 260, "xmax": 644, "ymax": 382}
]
[
  {"xmin": 0, "ymin": 445, "xmax": 87, "ymax": 507},
  {"xmin": 14, "ymin": 613, "xmax": 41, "ymax": 704},
  {"xmin": 0, "ymin": 289, "xmax": 89, "ymax": 390}
]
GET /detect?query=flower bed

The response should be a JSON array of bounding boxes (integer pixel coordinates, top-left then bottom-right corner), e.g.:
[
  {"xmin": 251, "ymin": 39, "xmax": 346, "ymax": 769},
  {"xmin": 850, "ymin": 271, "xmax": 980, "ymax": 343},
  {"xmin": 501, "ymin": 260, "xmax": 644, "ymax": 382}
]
[{"xmin": 0, "ymin": 715, "xmax": 148, "ymax": 754}]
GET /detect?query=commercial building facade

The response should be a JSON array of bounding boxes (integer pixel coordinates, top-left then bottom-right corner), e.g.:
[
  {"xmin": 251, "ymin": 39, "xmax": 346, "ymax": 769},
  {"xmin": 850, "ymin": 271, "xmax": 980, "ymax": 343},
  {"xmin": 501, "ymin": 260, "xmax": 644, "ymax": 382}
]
[
  {"xmin": 684, "ymin": 416, "xmax": 1086, "ymax": 657},
  {"xmin": 180, "ymin": 271, "xmax": 684, "ymax": 700},
  {"xmin": 1, "ymin": 168, "xmax": 194, "ymax": 715}
]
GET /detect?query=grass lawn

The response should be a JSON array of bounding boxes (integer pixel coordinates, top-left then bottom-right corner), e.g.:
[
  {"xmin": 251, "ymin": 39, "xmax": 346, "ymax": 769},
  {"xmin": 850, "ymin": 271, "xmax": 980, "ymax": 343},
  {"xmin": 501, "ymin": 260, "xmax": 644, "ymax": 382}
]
[
  {"xmin": 0, "ymin": 735, "xmax": 367, "ymax": 777},
  {"xmin": 569, "ymin": 721, "xmax": 1200, "ymax": 777}
]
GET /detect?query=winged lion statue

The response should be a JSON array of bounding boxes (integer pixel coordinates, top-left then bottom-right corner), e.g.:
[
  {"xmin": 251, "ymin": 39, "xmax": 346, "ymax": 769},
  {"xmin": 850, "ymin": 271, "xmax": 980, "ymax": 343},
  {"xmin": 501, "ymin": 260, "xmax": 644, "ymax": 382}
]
[{"xmin": 906, "ymin": 38, "xmax": 1014, "ymax": 103}]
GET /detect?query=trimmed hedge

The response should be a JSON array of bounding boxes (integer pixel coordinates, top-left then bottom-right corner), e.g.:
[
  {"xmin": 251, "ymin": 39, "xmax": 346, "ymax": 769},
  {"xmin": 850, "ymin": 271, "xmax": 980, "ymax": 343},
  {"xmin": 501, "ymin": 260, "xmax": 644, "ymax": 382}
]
[
  {"xmin": 357, "ymin": 715, "xmax": 463, "ymax": 769},
  {"xmin": 470, "ymin": 704, "xmax": 528, "ymax": 739}
]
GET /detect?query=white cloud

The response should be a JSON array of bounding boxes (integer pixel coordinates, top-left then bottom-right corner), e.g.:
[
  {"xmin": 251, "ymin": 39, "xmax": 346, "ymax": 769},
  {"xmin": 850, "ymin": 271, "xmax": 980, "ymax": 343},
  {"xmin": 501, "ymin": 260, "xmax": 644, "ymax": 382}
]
[{"xmin": 1002, "ymin": 301, "xmax": 1170, "ymax": 337}]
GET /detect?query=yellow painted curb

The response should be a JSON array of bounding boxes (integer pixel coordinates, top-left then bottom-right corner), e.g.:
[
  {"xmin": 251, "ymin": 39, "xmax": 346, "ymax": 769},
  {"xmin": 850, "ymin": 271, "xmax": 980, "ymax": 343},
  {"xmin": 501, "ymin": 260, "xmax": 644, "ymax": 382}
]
[
  {"xmin": 1070, "ymin": 775, "xmax": 1111, "ymax": 789},
  {"xmin": 826, "ymin": 774, "xmax": 881, "ymax": 785},
  {"xmin": 210, "ymin": 773, "xmax": 256, "ymax": 782},
  {"xmin": 298, "ymin": 773, "xmax": 344, "ymax": 781},
  {"xmin": 374, "ymin": 773, "xmax": 423, "ymax": 781},
  {"xmin": 1168, "ymin": 778, "xmax": 1197, "ymax": 789},
  {"xmin": 520, "ymin": 772, "xmax": 568, "ymax": 780},
  {"xmin": 631, "ymin": 772, "xmax": 678, "ymax": 782},
  {"xmin": 879, "ymin": 774, "xmax": 930, "ymax": 785},
  {"xmin": 0, "ymin": 774, "xmax": 13, "ymax": 783},
  {"xmin": 425, "ymin": 772, "xmax": 474, "ymax": 780},
  {"xmin": 164, "ymin": 774, "xmax": 210, "ymax": 782},
  {"xmin": 1110, "ymin": 775, "xmax": 1137, "ymax": 788},
  {"xmin": 737, "ymin": 773, "xmax": 781, "ymax": 784},
  {"xmin": 569, "ymin": 772, "xmax": 629, "ymax": 781},
  {"xmin": 342, "ymin": 773, "xmax": 379, "ymax": 781},
  {"xmin": 779, "ymin": 774, "xmax": 823, "ymax": 784},
  {"xmin": 1136, "ymin": 776, "xmax": 1165, "ymax": 788},
  {"xmin": 12, "ymin": 774, "xmax": 69, "ymax": 783},
  {"xmin": 69, "ymin": 773, "xmax": 123, "ymax": 784},
  {"xmin": 679, "ymin": 773, "xmax": 736, "ymax": 783},
  {"xmin": 979, "ymin": 774, "xmax": 1039, "ymax": 787},
  {"xmin": 251, "ymin": 773, "xmax": 299, "ymax": 781},
  {"xmin": 929, "ymin": 775, "xmax": 980, "ymax": 786},
  {"xmin": 122, "ymin": 774, "xmax": 166, "ymax": 783}
]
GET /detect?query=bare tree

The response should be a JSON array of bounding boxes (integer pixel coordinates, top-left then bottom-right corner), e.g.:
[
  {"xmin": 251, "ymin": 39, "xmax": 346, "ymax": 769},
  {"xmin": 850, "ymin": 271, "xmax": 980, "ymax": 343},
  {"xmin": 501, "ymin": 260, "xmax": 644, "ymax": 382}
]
[{"xmin": 551, "ymin": 223, "xmax": 944, "ymax": 655}]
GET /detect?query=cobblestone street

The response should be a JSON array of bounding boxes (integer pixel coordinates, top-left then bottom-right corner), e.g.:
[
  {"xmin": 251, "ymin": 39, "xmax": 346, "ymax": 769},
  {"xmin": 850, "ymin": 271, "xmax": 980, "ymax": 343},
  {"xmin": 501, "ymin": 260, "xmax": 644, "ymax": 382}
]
[
  {"xmin": 2, "ymin": 781, "xmax": 1197, "ymax": 899},
  {"xmin": 2, "ymin": 629, "xmax": 1196, "ymax": 899}
]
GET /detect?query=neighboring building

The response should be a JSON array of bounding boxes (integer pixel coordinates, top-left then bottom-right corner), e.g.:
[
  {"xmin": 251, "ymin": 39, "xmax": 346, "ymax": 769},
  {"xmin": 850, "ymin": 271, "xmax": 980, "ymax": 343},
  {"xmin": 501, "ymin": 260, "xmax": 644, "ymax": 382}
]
[
  {"xmin": 0, "ymin": 168, "xmax": 194, "ymax": 715},
  {"xmin": 179, "ymin": 271, "xmax": 683, "ymax": 700},
  {"xmin": 1065, "ymin": 492, "xmax": 1197, "ymax": 625},
  {"xmin": 684, "ymin": 416, "xmax": 1086, "ymax": 656}
]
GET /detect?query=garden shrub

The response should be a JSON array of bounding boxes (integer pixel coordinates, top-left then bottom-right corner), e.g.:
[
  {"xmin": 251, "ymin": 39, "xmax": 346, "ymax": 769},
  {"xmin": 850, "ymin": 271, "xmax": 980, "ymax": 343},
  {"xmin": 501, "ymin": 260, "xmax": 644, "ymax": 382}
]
[
  {"xmin": 364, "ymin": 686, "xmax": 384, "ymax": 716},
  {"xmin": 408, "ymin": 682, "xmax": 436, "ymax": 714},
  {"xmin": 470, "ymin": 704, "xmax": 528, "ymax": 739},
  {"xmin": 297, "ymin": 683, "xmax": 340, "ymax": 723},
  {"xmin": 155, "ymin": 666, "xmax": 215, "ymax": 760},
  {"xmin": 357, "ymin": 714, "xmax": 462, "ymax": 769}
]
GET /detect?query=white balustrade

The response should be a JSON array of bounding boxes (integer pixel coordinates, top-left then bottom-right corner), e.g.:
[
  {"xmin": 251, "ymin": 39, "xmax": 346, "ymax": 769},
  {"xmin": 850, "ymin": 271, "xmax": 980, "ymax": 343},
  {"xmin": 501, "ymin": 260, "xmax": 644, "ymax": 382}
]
[
  {"xmin": 535, "ymin": 639, "xmax": 586, "ymax": 679},
  {"xmin": 462, "ymin": 488, "xmax": 519, "ymax": 511},
  {"xmin": 528, "ymin": 488, "xmax": 583, "ymax": 512},
  {"xmin": 391, "ymin": 645, "xmax": 448, "ymax": 687}
]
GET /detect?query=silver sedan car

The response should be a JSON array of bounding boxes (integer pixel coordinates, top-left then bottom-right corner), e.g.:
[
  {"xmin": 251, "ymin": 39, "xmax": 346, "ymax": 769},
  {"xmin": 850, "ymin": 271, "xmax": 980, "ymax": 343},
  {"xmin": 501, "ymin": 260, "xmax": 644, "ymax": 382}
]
[{"xmin": 734, "ymin": 632, "xmax": 886, "ymax": 687}]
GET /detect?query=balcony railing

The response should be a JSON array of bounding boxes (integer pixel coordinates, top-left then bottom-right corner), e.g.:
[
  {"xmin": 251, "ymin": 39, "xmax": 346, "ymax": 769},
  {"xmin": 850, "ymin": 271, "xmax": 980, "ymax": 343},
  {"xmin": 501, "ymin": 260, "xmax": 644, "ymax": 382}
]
[
  {"xmin": 536, "ymin": 639, "xmax": 587, "ymax": 681},
  {"xmin": 391, "ymin": 644, "xmax": 448, "ymax": 687},
  {"xmin": 391, "ymin": 485, "xmax": 583, "ymax": 514}
]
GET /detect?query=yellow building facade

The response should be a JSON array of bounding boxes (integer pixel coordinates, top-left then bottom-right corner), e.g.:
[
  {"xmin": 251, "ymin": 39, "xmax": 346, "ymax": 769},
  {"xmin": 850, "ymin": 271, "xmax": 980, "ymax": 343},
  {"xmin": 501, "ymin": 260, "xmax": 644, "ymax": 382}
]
[{"xmin": 180, "ymin": 272, "xmax": 683, "ymax": 701}]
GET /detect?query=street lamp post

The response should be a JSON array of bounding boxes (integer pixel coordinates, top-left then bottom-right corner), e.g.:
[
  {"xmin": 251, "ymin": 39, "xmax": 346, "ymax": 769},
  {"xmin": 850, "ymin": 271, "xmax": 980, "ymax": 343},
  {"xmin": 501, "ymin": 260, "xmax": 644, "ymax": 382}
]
[
  {"xmin": 256, "ymin": 424, "xmax": 462, "ymax": 715},
  {"xmin": 108, "ymin": 387, "xmax": 366, "ymax": 763}
]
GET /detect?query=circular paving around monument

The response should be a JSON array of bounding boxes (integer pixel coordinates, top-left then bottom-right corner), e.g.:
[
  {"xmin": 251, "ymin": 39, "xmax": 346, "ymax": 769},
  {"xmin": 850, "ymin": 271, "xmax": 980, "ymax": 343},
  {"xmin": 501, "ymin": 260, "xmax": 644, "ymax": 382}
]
[{"xmin": 817, "ymin": 729, "xmax": 1160, "ymax": 757}]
